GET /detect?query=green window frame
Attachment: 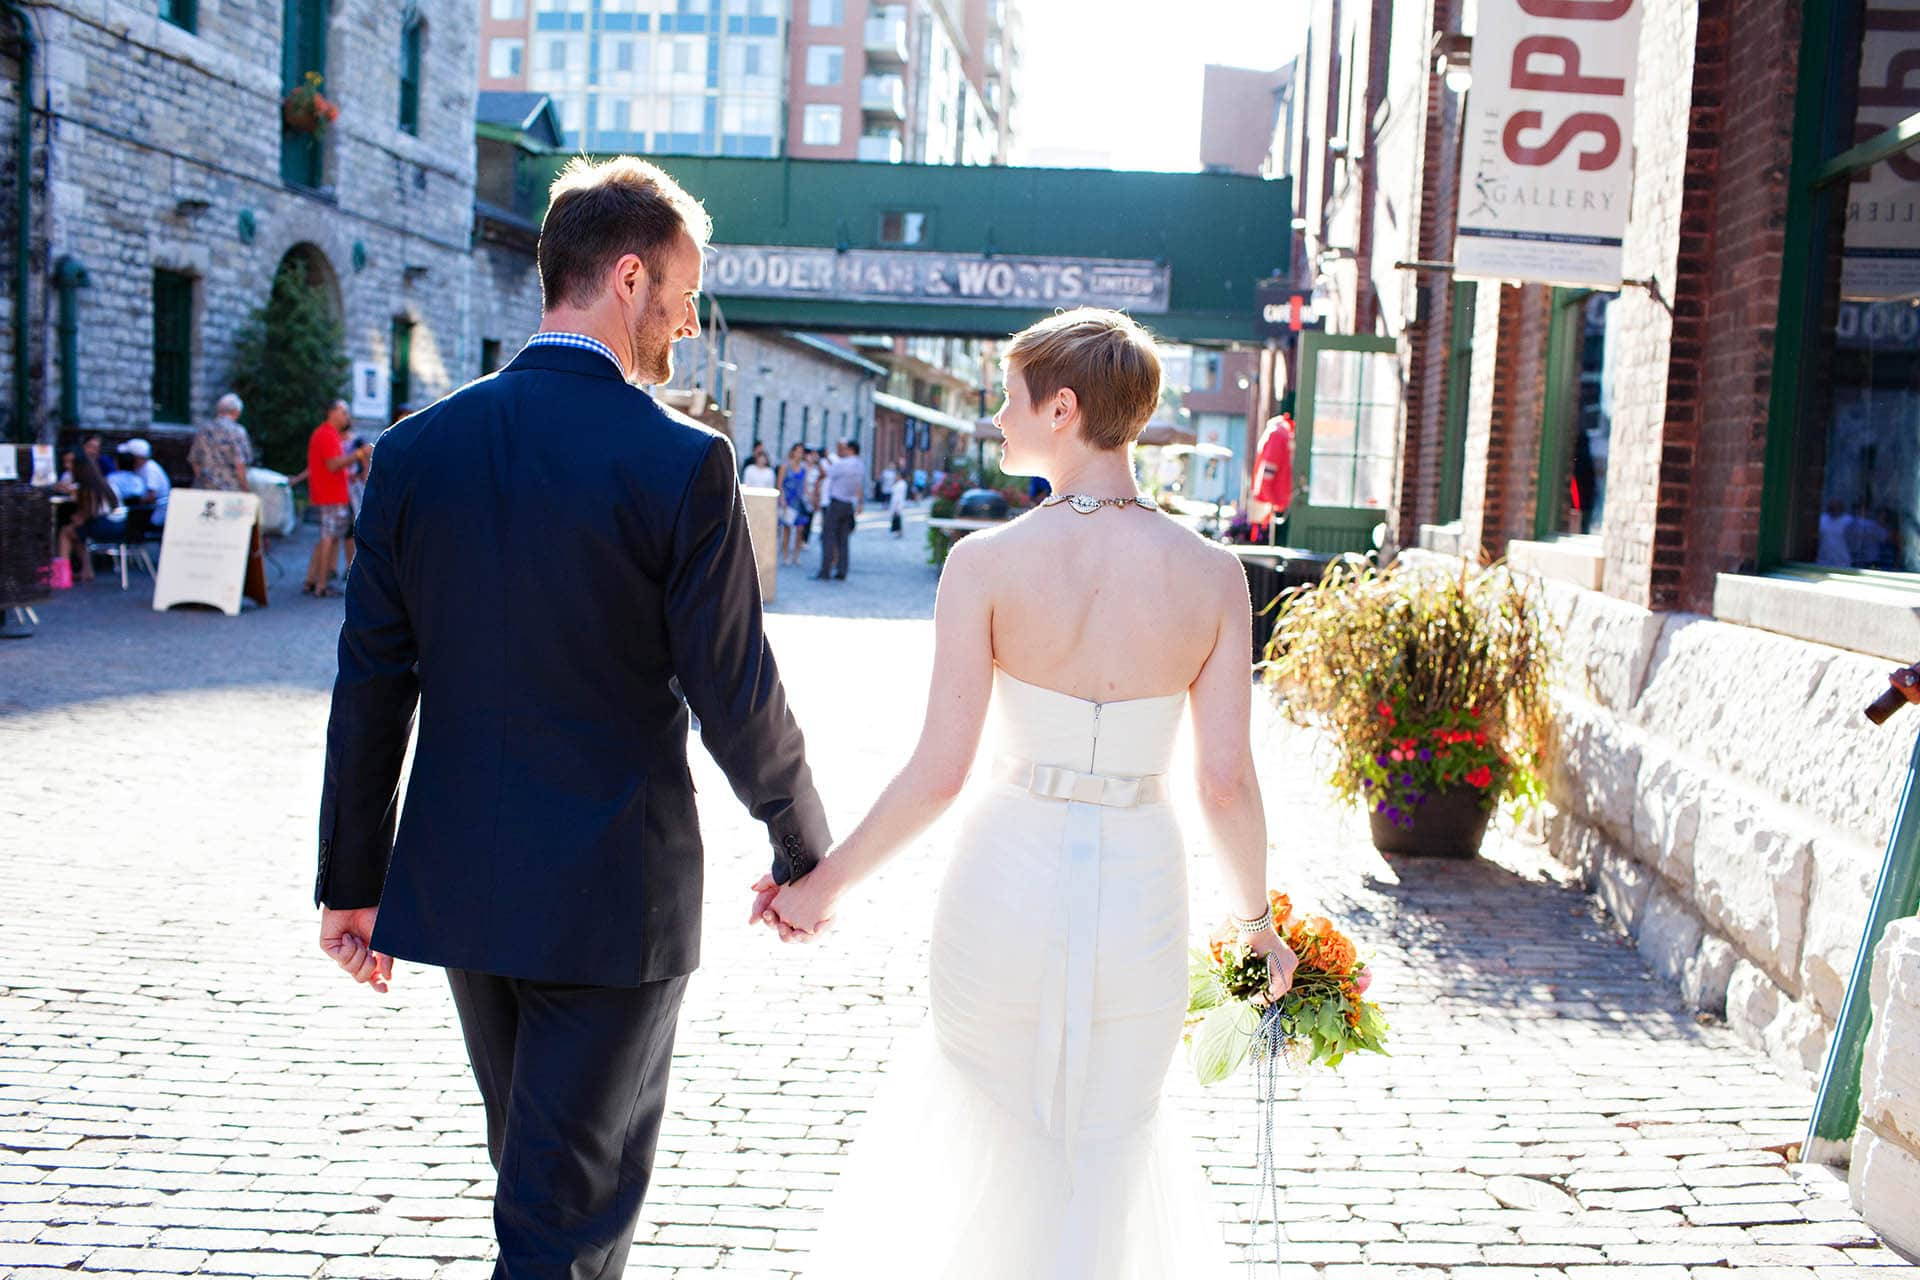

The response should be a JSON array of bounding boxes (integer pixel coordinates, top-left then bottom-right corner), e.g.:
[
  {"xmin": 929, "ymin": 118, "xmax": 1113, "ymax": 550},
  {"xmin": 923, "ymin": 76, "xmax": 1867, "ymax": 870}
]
[
  {"xmin": 390, "ymin": 317, "xmax": 414, "ymax": 420},
  {"xmin": 1436, "ymin": 280, "xmax": 1476, "ymax": 524},
  {"xmin": 1761, "ymin": 0, "xmax": 1920, "ymax": 581},
  {"xmin": 398, "ymin": 9, "xmax": 423, "ymax": 137},
  {"xmin": 280, "ymin": 0, "xmax": 329, "ymax": 189},
  {"xmin": 151, "ymin": 270, "xmax": 195, "ymax": 424},
  {"xmin": 160, "ymin": 0, "xmax": 197, "ymax": 33}
]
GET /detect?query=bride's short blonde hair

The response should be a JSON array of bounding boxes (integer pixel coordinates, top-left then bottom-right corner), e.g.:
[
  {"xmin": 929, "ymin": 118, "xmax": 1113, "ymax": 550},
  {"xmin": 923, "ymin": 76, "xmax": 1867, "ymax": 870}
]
[{"xmin": 1005, "ymin": 308, "xmax": 1163, "ymax": 451}]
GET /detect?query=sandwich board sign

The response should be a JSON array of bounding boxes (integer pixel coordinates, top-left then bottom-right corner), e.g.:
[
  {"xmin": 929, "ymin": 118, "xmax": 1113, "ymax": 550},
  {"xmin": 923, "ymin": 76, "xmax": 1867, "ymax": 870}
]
[{"xmin": 152, "ymin": 489, "xmax": 260, "ymax": 616}]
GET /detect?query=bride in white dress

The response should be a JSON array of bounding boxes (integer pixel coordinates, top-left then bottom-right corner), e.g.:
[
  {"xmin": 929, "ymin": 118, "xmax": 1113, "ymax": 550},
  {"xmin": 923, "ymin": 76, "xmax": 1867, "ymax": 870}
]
[{"xmin": 759, "ymin": 307, "xmax": 1296, "ymax": 1278}]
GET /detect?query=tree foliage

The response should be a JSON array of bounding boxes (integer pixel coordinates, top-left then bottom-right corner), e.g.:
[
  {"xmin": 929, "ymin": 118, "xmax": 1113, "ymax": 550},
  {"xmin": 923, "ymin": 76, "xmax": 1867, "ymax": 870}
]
[{"xmin": 229, "ymin": 263, "xmax": 348, "ymax": 474}]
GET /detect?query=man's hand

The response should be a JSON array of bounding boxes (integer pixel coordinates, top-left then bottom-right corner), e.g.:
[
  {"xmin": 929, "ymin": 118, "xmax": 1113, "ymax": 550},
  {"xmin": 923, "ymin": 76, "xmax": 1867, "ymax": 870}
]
[
  {"xmin": 320, "ymin": 907, "xmax": 393, "ymax": 993},
  {"xmin": 749, "ymin": 874, "xmax": 817, "ymax": 942}
]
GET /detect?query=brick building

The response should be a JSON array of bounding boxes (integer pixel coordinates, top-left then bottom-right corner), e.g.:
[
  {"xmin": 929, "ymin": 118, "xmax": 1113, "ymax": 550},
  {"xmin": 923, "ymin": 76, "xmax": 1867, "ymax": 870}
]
[
  {"xmin": 0, "ymin": 0, "xmax": 540, "ymax": 457},
  {"xmin": 1283, "ymin": 0, "xmax": 1920, "ymax": 1227}
]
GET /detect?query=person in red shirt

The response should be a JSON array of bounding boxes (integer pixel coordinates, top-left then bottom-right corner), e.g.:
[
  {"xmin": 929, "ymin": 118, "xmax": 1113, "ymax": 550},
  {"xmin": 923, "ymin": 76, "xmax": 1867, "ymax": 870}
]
[{"xmin": 304, "ymin": 399, "xmax": 369, "ymax": 597}]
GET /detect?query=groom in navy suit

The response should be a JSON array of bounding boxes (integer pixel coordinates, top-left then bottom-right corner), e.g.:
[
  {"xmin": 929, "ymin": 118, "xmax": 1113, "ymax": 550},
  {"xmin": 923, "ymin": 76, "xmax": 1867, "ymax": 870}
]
[{"xmin": 315, "ymin": 156, "xmax": 829, "ymax": 1277}]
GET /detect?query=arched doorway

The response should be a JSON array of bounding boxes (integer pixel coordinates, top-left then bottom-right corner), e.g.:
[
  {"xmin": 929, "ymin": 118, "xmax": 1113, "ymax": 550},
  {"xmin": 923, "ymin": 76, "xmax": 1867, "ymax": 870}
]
[{"xmin": 228, "ymin": 243, "xmax": 347, "ymax": 472}]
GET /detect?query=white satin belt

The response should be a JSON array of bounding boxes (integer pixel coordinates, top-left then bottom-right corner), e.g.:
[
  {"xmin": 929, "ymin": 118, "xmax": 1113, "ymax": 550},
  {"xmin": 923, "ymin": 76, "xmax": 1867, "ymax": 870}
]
[
  {"xmin": 993, "ymin": 754, "xmax": 1169, "ymax": 1161},
  {"xmin": 991, "ymin": 755, "xmax": 1169, "ymax": 808}
]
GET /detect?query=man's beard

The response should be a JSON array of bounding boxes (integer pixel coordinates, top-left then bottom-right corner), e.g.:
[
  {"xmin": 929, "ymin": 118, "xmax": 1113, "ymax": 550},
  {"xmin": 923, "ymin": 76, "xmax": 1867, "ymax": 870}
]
[{"xmin": 630, "ymin": 291, "xmax": 675, "ymax": 385}]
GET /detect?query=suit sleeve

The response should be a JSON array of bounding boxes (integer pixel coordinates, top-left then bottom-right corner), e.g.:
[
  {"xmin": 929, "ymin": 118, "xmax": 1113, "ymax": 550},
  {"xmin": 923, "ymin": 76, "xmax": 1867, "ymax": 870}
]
[
  {"xmin": 314, "ymin": 441, "xmax": 419, "ymax": 908},
  {"xmin": 666, "ymin": 435, "xmax": 830, "ymax": 883}
]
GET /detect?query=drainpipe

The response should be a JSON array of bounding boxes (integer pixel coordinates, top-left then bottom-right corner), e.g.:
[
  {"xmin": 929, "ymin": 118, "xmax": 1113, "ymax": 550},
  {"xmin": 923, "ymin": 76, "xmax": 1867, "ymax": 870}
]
[
  {"xmin": 53, "ymin": 255, "xmax": 86, "ymax": 431},
  {"xmin": 3, "ymin": 2, "xmax": 33, "ymax": 442}
]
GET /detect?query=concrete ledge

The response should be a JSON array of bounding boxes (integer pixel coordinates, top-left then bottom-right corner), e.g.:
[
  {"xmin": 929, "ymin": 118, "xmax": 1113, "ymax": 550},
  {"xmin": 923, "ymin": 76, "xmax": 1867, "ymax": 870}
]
[
  {"xmin": 1417, "ymin": 521, "xmax": 1464, "ymax": 556},
  {"xmin": 1508, "ymin": 536, "xmax": 1604, "ymax": 591},
  {"xmin": 1713, "ymin": 572, "xmax": 1920, "ymax": 662}
]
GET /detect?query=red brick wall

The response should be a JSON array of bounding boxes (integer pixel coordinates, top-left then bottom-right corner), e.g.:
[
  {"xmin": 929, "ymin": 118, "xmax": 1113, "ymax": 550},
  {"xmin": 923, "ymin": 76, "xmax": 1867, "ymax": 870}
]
[
  {"xmin": 1463, "ymin": 283, "xmax": 1551, "ymax": 559},
  {"xmin": 1678, "ymin": 0, "xmax": 1799, "ymax": 612}
]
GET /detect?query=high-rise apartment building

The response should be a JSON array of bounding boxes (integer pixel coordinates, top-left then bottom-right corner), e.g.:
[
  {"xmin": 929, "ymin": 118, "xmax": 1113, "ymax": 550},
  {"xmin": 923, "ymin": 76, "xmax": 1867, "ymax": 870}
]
[
  {"xmin": 478, "ymin": 0, "xmax": 1018, "ymax": 164},
  {"xmin": 479, "ymin": 0, "xmax": 787, "ymax": 156}
]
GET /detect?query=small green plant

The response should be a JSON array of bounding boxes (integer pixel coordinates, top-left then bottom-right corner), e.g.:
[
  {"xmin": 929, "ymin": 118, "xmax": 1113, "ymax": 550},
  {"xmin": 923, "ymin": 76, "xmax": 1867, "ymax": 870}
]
[{"xmin": 1263, "ymin": 558, "xmax": 1554, "ymax": 825}]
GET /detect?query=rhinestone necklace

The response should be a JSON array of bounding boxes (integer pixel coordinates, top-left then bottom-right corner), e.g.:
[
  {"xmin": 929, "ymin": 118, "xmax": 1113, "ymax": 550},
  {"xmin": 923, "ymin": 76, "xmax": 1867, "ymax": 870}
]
[{"xmin": 1038, "ymin": 492, "xmax": 1159, "ymax": 514}]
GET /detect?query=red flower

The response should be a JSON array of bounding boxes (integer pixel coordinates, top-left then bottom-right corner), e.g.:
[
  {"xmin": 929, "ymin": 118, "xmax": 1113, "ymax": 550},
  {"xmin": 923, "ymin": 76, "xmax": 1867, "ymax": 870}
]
[
  {"xmin": 1465, "ymin": 765, "xmax": 1493, "ymax": 789},
  {"xmin": 1472, "ymin": 730, "xmax": 1487, "ymax": 746},
  {"xmin": 1375, "ymin": 701, "xmax": 1395, "ymax": 720}
]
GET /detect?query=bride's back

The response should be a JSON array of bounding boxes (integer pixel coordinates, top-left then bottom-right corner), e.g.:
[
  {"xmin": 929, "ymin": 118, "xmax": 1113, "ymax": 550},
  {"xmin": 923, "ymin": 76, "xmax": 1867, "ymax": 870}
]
[{"xmin": 978, "ymin": 504, "xmax": 1235, "ymax": 703}]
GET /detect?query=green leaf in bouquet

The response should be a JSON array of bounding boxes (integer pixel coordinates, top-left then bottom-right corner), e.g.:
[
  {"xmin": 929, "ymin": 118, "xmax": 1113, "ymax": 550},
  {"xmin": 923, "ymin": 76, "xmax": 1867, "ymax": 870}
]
[
  {"xmin": 1187, "ymin": 949, "xmax": 1225, "ymax": 1014},
  {"xmin": 1190, "ymin": 1001, "xmax": 1259, "ymax": 1086}
]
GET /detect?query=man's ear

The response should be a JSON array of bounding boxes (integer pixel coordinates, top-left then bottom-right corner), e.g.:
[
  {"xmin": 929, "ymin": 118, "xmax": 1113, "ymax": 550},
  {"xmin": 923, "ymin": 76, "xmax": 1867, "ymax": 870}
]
[{"xmin": 615, "ymin": 253, "xmax": 647, "ymax": 303}]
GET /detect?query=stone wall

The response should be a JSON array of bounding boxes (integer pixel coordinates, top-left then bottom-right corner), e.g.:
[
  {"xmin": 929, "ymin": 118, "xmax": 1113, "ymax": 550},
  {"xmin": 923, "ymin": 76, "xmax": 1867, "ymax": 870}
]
[
  {"xmin": 19, "ymin": 0, "xmax": 508, "ymax": 448},
  {"xmin": 1539, "ymin": 577, "xmax": 1914, "ymax": 1076},
  {"xmin": 1851, "ymin": 916, "xmax": 1920, "ymax": 1257},
  {"xmin": 670, "ymin": 328, "xmax": 882, "ymax": 468}
]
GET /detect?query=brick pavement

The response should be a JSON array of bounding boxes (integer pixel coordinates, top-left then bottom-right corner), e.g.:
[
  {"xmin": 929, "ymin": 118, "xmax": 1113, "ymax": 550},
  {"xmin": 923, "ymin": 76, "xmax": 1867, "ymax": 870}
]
[{"xmin": 1, "ymin": 508, "xmax": 1913, "ymax": 1278}]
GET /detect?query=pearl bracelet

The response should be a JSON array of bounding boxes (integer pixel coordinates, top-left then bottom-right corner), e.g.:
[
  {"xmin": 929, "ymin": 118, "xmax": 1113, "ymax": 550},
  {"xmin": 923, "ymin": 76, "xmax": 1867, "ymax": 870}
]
[{"xmin": 1231, "ymin": 910, "xmax": 1273, "ymax": 938}]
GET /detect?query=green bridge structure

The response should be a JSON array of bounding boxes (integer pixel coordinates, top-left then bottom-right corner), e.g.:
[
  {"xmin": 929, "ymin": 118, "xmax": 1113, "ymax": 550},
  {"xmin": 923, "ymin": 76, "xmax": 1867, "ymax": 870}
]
[{"xmin": 526, "ymin": 154, "xmax": 1292, "ymax": 345}]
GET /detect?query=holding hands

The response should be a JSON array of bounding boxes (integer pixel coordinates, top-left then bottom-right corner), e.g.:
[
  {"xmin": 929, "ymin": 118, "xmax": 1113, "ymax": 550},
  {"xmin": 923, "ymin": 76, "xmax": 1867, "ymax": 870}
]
[{"xmin": 750, "ymin": 859, "xmax": 846, "ymax": 942}]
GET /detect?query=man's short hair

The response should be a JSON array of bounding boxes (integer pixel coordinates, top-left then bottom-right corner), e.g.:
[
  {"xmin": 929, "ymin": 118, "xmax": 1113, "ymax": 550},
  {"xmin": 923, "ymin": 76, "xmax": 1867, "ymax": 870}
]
[
  {"xmin": 538, "ymin": 156, "xmax": 713, "ymax": 311},
  {"xmin": 1005, "ymin": 307, "xmax": 1163, "ymax": 451},
  {"xmin": 844, "ymin": 439, "xmax": 860, "ymax": 455}
]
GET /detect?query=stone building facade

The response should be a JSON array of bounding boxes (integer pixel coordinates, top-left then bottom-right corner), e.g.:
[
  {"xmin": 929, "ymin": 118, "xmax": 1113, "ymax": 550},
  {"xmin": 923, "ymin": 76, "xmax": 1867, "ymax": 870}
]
[
  {"xmin": 666, "ymin": 324, "xmax": 884, "ymax": 471},
  {"xmin": 1284, "ymin": 0, "xmax": 1920, "ymax": 1234},
  {"xmin": 1, "ymin": 0, "xmax": 544, "ymax": 458}
]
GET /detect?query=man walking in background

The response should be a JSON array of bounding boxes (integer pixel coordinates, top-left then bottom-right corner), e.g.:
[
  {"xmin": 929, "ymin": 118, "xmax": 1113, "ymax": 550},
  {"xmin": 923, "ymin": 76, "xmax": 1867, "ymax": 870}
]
[
  {"xmin": 304, "ymin": 399, "xmax": 367, "ymax": 598},
  {"xmin": 815, "ymin": 439, "xmax": 865, "ymax": 581}
]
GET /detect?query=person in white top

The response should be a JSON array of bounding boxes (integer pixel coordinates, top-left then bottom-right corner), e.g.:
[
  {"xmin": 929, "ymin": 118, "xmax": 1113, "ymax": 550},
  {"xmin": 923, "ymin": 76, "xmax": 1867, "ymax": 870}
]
[
  {"xmin": 887, "ymin": 463, "xmax": 908, "ymax": 537},
  {"xmin": 120, "ymin": 438, "xmax": 170, "ymax": 527},
  {"xmin": 740, "ymin": 441, "xmax": 777, "ymax": 490}
]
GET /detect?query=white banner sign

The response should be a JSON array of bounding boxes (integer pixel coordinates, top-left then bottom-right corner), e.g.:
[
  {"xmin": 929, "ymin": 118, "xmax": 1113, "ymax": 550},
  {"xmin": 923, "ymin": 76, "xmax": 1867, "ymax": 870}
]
[
  {"xmin": 151, "ymin": 489, "xmax": 259, "ymax": 617},
  {"xmin": 706, "ymin": 244, "xmax": 1171, "ymax": 314},
  {"xmin": 1453, "ymin": 0, "xmax": 1644, "ymax": 288}
]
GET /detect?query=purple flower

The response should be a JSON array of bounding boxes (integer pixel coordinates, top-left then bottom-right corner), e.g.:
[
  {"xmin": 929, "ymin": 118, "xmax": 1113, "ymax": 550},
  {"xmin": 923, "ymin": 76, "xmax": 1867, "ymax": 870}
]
[
  {"xmin": 1361, "ymin": 778, "xmax": 1373, "ymax": 789},
  {"xmin": 1415, "ymin": 794, "xmax": 1429, "ymax": 805},
  {"xmin": 1374, "ymin": 753, "xmax": 1391, "ymax": 767},
  {"xmin": 1373, "ymin": 800, "xmax": 1386, "ymax": 813},
  {"xmin": 1384, "ymin": 806, "xmax": 1402, "ymax": 822},
  {"xmin": 1419, "ymin": 748, "xmax": 1433, "ymax": 761},
  {"xmin": 1399, "ymin": 773, "xmax": 1414, "ymax": 786}
]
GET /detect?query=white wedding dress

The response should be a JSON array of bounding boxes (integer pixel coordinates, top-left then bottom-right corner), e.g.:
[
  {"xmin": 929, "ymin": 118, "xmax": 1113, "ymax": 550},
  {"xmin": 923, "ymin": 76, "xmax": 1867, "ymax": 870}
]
[{"xmin": 804, "ymin": 668, "xmax": 1233, "ymax": 1278}]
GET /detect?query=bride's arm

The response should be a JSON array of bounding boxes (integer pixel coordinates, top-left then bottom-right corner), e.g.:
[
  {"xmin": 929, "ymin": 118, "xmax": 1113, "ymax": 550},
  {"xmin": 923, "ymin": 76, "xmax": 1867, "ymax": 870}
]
[
  {"xmin": 764, "ymin": 534, "xmax": 997, "ymax": 935},
  {"xmin": 1188, "ymin": 551, "xmax": 1295, "ymax": 989}
]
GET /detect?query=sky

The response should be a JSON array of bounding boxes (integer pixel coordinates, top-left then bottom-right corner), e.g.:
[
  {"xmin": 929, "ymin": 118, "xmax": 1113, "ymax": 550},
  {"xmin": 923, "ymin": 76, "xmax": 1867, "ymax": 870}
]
[{"xmin": 1010, "ymin": 0, "xmax": 1304, "ymax": 172}]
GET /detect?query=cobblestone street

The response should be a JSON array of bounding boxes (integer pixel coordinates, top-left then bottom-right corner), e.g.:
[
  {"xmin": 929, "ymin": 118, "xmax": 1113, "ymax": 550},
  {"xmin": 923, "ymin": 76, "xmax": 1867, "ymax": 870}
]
[{"xmin": 1, "ymin": 508, "xmax": 1912, "ymax": 1279}]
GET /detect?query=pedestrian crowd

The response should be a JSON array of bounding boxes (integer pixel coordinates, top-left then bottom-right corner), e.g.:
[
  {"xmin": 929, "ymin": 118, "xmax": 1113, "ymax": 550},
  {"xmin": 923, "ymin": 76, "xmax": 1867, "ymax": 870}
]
[{"xmin": 758, "ymin": 438, "xmax": 911, "ymax": 580}]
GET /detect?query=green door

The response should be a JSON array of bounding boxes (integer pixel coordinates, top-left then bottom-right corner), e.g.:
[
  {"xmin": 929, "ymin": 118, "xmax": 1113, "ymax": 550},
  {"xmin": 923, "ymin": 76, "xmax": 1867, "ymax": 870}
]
[{"xmin": 1291, "ymin": 330, "xmax": 1399, "ymax": 555}]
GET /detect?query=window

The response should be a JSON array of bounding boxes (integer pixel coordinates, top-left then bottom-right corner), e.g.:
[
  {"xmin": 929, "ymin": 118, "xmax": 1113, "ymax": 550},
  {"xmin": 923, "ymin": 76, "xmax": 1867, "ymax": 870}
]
[
  {"xmin": 672, "ymin": 38, "xmax": 694, "ymax": 74},
  {"xmin": 151, "ymin": 270, "xmax": 194, "ymax": 424},
  {"xmin": 1436, "ymin": 281, "xmax": 1477, "ymax": 523},
  {"xmin": 615, "ymin": 39, "xmax": 634, "ymax": 72},
  {"xmin": 1536, "ymin": 289, "xmax": 1619, "ymax": 539},
  {"xmin": 489, "ymin": 39, "xmax": 524, "ymax": 78},
  {"xmin": 669, "ymin": 97, "xmax": 702, "ymax": 133},
  {"xmin": 877, "ymin": 210, "xmax": 926, "ymax": 246},
  {"xmin": 398, "ymin": 9, "xmax": 424, "ymax": 135},
  {"xmin": 280, "ymin": 0, "xmax": 328, "ymax": 188},
  {"xmin": 610, "ymin": 99, "xmax": 631, "ymax": 132},
  {"xmin": 806, "ymin": 45, "xmax": 844, "ymax": 86},
  {"xmin": 390, "ymin": 317, "xmax": 415, "ymax": 420},
  {"xmin": 160, "ymin": 0, "xmax": 197, "ymax": 33},
  {"xmin": 490, "ymin": 0, "xmax": 526, "ymax": 17},
  {"xmin": 481, "ymin": 338, "xmax": 502, "ymax": 376},
  {"xmin": 809, "ymin": 0, "xmax": 843, "ymax": 24},
  {"xmin": 546, "ymin": 37, "xmax": 568, "ymax": 70},
  {"xmin": 802, "ymin": 103, "xmax": 842, "ymax": 146},
  {"xmin": 1189, "ymin": 351, "xmax": 1222, "ymax": 393},
  {"xmin": 1766, "ymin": 5, "xmax": 1920, "ymax": 574},
  {"xmin": 753, "ymin": 395, "xmax": 764, "ymax": 435}
]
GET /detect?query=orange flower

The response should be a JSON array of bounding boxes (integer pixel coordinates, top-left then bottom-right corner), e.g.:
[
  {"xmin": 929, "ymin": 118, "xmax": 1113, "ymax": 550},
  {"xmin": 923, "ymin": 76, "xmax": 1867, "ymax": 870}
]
[{"xmin": 1267, "ymin": 890, "xmax": 1294, "ymax": 929}]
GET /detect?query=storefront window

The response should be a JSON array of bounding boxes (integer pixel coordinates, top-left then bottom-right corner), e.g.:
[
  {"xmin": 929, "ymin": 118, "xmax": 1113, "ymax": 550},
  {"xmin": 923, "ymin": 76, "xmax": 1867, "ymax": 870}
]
[
  {"xmin": 1770, "ymin": 2, "xmax": 1920, "ymax": 575},
  {"xmin": 1538, "ymin": 289, "xmax": 1620, "ymax": 539}
]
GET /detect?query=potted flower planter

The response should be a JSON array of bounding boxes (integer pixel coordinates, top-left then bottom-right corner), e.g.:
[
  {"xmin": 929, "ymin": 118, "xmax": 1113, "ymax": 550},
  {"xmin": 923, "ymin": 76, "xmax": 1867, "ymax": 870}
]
[{"xmin": 1263, "ymin": 557, "xmax": 1554, "ymax": 859}]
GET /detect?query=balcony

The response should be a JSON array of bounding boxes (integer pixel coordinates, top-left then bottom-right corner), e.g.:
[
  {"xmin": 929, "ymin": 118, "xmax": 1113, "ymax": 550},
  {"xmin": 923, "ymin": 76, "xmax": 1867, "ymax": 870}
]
[
  {"xmin": 864, "ymin": 10, "xmax": 908, "ymax": 65},
  {"xmin": 858, "ymin": 131, "xmax": 904, "ymax": 163},
  {"xmin": 861, "ymin": 74, "xmax": 906, "ymax": 120}
]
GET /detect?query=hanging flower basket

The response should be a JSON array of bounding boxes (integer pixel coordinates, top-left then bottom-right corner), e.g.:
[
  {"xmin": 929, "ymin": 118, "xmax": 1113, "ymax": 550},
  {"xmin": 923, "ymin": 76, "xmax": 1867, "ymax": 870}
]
[{"xmin": 282, "ymin": 71, "xmax": 340, "ymax": 135}]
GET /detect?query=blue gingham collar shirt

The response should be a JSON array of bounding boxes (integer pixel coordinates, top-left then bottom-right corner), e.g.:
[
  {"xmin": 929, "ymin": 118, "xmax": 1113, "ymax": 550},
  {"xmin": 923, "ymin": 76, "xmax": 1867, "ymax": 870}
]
[{"xmin": 523, "ymin": 331, "xmax": 624, "ymax": 375}]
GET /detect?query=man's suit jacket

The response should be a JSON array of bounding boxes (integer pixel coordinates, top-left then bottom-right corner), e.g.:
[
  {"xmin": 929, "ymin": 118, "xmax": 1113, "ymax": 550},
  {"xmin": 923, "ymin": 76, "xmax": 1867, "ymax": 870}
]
[{"xmin": 315, "ymin": 342, "xmax": 829, "ymax": 985}]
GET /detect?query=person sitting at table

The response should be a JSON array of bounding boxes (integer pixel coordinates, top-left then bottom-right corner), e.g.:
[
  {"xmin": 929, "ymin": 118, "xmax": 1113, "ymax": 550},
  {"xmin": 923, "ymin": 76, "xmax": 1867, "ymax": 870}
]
[
  {"xmin": 118, "ymin": 438, "xmax": 170, "ymax": 528},
  {"xmin": 56, "ymin": 448, "xmax": 125, "ymax": 584},
  {"xmin": 54, "ymin": 448, "xmax": 78, "ymax": 495},
  {"xmin": 81, "ymin": 432, "xmax": 116, "ymax": 477},
  {"xmin": 106, "ymin": 449, "xmax": 148, "ymax": 506}
]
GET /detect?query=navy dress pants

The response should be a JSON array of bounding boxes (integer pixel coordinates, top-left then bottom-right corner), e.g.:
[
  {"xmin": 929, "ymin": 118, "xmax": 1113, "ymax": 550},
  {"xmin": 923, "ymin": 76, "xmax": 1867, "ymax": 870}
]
[{"xmin": 446, "ymin": 969, "xmax": 689, "ymax": 1279}]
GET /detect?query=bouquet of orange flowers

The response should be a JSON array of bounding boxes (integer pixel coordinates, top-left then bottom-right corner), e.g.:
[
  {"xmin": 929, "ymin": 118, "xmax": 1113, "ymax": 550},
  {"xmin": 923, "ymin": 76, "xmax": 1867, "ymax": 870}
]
[{"xmin": 1186, "ymin": 891, "xmax": 1388, "ymax": 1084}]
